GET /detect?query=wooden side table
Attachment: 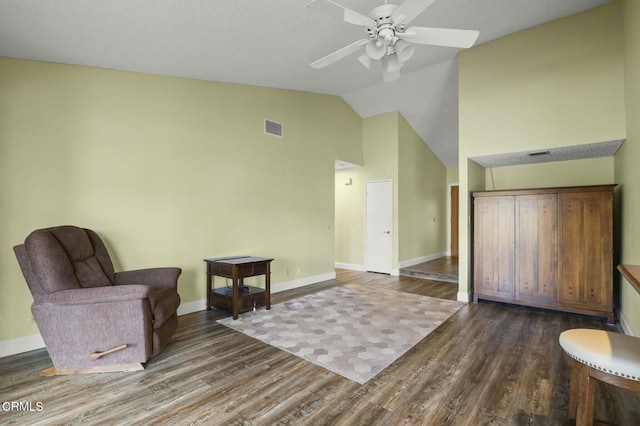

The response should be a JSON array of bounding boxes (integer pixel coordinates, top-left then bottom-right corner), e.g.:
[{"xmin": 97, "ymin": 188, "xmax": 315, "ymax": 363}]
[{"xmin": 204, "ymin": 256, "xmax": 273, "ymax": 320}]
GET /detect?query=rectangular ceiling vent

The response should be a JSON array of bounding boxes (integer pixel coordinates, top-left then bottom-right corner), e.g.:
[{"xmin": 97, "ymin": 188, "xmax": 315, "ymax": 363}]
[{"xmin": 264, "ymin": 119, "xmax": 283, "ymax": 137}]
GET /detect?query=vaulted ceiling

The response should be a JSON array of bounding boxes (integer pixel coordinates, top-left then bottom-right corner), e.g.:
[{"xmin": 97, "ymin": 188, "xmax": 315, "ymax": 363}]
[{"xmin": 0, "ymin": 0, "xmax": 612, "ymax": 166}]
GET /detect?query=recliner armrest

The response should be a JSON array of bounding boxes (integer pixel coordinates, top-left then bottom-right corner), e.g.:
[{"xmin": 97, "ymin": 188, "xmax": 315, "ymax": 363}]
[
  {"xmin": 35, "ymin": 285, "xmax": 154, "ymax": 306},
  {"xmin": 114, "ymin": 267, "xmax": 181, "ymax": 290}
]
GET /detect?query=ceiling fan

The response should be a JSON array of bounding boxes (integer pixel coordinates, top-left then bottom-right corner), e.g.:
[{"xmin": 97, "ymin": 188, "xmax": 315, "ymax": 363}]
[{"xmin": 307, "ymin": 0, "xmax": 479, "ymax": 82}]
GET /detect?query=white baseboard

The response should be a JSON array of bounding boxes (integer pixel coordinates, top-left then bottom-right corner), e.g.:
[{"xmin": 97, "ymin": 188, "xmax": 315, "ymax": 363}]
[
  {"xmin": 177, "ymin": 299, "xmax": 207, "ymax": 316},
  {"xmin": 335, "ymin": 263, "xmax": 400, "ymax": 277},
  {"xmin": 0, "ymin": 333, "xmax": 45, "ymax": 359},
  {"xmin": 398, "ymin": 252, "xmax": 446, "ymax": 269},
  {"xmin": 334, "ymin": 262, "xmax": 366, "ymax": 272},
  {"xmin": 272, "ymin": 272, "xmax": 336, "ymax": 293},
  {"xmin": 339, "ymin": 253, "xmax": 449, "ymax": 275},
  {"xmin": 457, "ymin": 292, "xmax": 470, "ymax": 303},
  {"xmin": 618, "ymin": 308, "xmax": 636, "ymax": 336}
]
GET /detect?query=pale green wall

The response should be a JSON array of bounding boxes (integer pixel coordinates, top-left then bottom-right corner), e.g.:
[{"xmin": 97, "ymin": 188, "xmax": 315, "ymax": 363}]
[
  {"xmin": 335, "ymin": 167, "xmax": 365, "ymax": 267},
  {"xmin": 398, "ymin": 114, "xmax": 447, "ymax": 262},
  {"xmin": 616, "ymin": 0, "xmax": 640, "ymax": 334},
  {"xmin": 446, "ymin": 167, "xmax": 459, "ymax": 184},
  {"xmin": 363, "ymin": 112, "xmax": 399, "ymax": 179},
  {"xmin": 458, "ymin": 2, "xmax": 626, "ymax": 299},
  {"xmin": 460, "ymin": 2, "xmax": 625, "ymax": 159},
  {"xmin": 335, "ymin": 112, "xmax": 447, "ymax": 270},
  {"xmin": 0, "ymin": 57, "xmax": 362, "ymax": 341},
  {"xmin": 458, "ymin": 160, "xmax": 486, "ymax": 299},
  {"xmin": 362, "ymin": 112, "xmax": 400, "ymax": 269},
  {"xmin": 485, "ymin": 157, "xmax": 615, "ymax": 190}
]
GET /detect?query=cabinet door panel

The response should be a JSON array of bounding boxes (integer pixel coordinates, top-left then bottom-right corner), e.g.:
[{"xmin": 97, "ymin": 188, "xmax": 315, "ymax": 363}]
[
  {"xmin": 474, "ymin": 196, "xmax": 514, "ymax": 300},
  {"xmin": 559, "ymin": 192, "xmax": 613, "ymax": 311},
  {"xmin": 515, "ymin": 195, "xmax": 557, "ymax": 304},
  {"xmin": 559, "ymin": 197, "xmax": 582, "ymax": 304}
]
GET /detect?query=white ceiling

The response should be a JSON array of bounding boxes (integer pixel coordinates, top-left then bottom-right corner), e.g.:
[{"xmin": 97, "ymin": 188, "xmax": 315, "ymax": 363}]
[{"xmin": 0, "ymin": 0, "xmax": 613, "ymax": 167}]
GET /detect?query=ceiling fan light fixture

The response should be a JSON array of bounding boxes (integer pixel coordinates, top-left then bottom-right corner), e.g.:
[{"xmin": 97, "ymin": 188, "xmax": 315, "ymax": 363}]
[
  {"xmin": 395, "ymin": 39, "xmax": 415, "ymax": 63},
  {"xmin": 365, "ymin": 39, "xmax": 387, "ymax": 60},
  {"xmin": 357, "ymin": 53, "xmax": 373, "ymax": 69},
  {"xmin": 382, "ymin": 54, "xmax": 404, "ymax": 73}
]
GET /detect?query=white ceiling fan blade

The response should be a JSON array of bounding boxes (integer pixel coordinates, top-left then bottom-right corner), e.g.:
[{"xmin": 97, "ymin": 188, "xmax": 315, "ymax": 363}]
[
  {"xmin": 400, "ymin": 27, "xmax": 480, "ymax": 48},
  {"xmin": 307, "ymin": 0, "xmax": 376, "ymax": 28},
  {"xmin": 310, "ymin": 39, "xmax": 369, "ymax": 69},
  {"xmin": 391, "ymin": 0, "xmax": 437, "ymax": 26}
]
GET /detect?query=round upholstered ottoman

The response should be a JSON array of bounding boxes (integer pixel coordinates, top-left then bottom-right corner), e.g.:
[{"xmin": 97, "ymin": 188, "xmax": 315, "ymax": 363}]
[{"xmin": 559, "ymin": 328, "xmax": 640, "ymax": 425}]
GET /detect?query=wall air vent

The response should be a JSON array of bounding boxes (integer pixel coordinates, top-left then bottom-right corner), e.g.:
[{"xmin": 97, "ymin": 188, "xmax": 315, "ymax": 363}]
[
  {"xmin": 528, "ymin": 150, "xmax": 550, "ymax": 157},
  {"xmin": 264, "ymin": 119, "xmax": 283, "ymax": 137}
]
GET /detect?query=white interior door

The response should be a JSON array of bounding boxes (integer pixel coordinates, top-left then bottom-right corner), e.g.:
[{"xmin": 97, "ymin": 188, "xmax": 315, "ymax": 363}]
[{"xmin": 365, "ymin": 180, "xmax": 392, "ymax": 274}]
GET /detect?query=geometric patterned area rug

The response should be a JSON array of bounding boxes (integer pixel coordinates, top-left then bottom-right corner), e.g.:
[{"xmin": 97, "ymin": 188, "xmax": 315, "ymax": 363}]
[{"xmin": 217, "ymin": 284, "xmax": 465, "ymax": 384}]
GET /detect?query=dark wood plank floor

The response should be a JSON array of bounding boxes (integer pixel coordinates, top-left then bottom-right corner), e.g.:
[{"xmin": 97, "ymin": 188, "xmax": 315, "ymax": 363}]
[
  {"xmin": 400, "ymin": 257, "xmax": 459, "ymax": 283},
  {"xmin": 1, "ymin": 269, "xmax": 639, "ymax": 425},
  {"xmin": 402, "ymin": 257, "xmax": 459, "ymax": 277}
]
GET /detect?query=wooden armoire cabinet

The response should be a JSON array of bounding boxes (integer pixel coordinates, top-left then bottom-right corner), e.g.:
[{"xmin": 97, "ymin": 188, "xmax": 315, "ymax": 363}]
[{"xmin": 472, "ymin": 185, "xmax": 615, "ymax": 322}]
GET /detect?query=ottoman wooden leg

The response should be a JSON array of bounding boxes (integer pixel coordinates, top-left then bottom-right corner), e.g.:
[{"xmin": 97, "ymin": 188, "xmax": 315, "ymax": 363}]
[
  {"xmin": 568, "ymin": 364, "xmax": 578, "ymax": 420},
  {"xmin": 575, "ymin": 369, "xmax": 596, "ymax": 426}
]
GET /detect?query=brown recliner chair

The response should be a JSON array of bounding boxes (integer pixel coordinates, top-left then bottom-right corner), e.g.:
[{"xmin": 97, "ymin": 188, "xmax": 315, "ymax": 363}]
[{"xmin": 14, "ymin": 225, "xmax": 181, "ymax": 375}]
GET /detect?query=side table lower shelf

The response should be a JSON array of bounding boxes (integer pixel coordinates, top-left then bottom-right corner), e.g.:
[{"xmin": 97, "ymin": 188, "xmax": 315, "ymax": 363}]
[{"xmin": 209, "ymin": 286, "xmax": 266, "ymax": 315}]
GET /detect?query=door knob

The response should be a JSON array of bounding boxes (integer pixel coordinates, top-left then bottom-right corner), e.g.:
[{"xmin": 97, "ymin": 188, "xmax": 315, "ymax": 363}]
[{"xmin": 383, "ymin": 230, "xmax": 390, "ymax": 234}]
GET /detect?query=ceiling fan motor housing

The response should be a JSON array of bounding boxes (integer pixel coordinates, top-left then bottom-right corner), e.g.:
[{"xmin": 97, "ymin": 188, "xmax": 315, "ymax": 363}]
[
  {"xmin": 368, "ymin": 4, "xmax": 399, "ymax": 22},
  {"xmin": 366, "ymin": 4, "xmax": 408, "ymax": 54}
]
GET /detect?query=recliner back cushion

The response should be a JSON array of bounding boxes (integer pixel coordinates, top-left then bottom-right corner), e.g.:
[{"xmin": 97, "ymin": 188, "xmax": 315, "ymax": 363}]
[{"xmin": 25, "ymin": 226, "xmax": 115, "ymax": 293}]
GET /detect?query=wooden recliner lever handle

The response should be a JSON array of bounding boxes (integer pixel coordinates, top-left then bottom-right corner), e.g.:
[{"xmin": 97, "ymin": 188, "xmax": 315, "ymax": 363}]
[{"xmin": 88, "ymin": 344, "xmax": 127, "ymax": 361}]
